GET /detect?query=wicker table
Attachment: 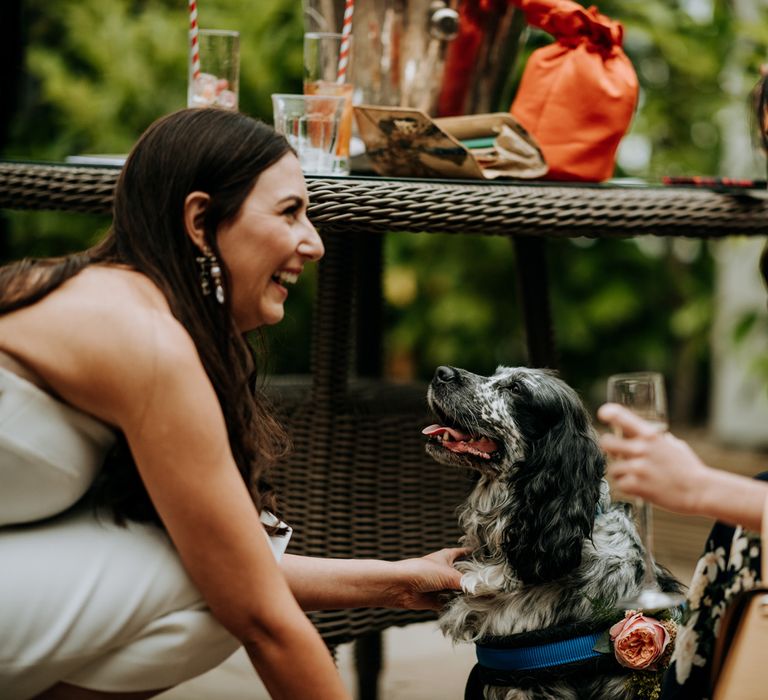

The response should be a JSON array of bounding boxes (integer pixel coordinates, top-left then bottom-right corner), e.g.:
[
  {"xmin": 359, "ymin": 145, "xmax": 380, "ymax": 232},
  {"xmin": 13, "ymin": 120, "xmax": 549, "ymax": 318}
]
[
  {"xmin": 2, "ymin": 162, "xmax": 766, "ymax": 368},
  {"xmin": 2, "ymin": 162, "xmax": 767, "ymax": 697}
]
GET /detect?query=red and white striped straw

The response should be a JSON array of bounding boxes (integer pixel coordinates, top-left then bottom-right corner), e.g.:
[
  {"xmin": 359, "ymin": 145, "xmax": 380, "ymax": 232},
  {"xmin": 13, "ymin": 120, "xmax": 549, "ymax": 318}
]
[
  {"xmin": 336, "ymin": 0, "xmax": 354, "ymax": 84},
  {"xmin": 189, "ymin": 0, "xmax": 201, "ymax": 81}
]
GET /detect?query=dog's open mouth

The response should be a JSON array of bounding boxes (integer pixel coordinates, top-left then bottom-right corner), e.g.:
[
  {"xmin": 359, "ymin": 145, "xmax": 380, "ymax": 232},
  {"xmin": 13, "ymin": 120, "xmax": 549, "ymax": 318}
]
[{"xmin": 422, "ymin": 424, "xmax": 500, "ymax": 461}]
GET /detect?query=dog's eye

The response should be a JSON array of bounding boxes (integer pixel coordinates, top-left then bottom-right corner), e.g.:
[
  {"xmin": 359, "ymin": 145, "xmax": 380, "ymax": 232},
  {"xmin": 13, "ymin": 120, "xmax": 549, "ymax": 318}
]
[{"xmin": 506, "ymin": 381, "xmax": 523, "ymax": 394}]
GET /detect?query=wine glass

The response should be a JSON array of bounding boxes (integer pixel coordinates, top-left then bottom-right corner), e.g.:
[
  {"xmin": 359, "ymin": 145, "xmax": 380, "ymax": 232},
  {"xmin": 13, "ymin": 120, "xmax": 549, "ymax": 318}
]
[{"xmin": 606, "ymin": 372, "xmax": 686, "ymax": 611}]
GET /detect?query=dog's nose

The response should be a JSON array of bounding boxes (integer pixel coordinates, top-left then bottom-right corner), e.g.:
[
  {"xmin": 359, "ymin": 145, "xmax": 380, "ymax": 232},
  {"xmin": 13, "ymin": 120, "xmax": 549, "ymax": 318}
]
[{"xmin": 435, "ymin": 365, "xmax": 458, "ymax": 383}]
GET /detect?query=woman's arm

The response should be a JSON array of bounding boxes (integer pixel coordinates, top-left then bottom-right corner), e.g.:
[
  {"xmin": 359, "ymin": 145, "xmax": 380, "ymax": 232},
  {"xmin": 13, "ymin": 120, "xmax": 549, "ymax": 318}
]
[
  {"xmin": 281, "ymin": 548, "xmax": 467, "ymax": 612},
  {"xmin": 20, "ymin": 289, "xmax": 351, "ymax": 700},
  {"xmin": 598, "ymin": 403, "xmax": 768, "ymax": 531},
  {"xmin": 122, "ymin": 324, "xmax": 349, "ymax": 699}
]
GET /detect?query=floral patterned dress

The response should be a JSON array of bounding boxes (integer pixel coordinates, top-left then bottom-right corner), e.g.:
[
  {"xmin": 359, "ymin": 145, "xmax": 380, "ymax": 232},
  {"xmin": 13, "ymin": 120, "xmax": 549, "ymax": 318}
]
[{"xmin": 660, "ymin": 477, "xmax": 765, "ymax": 699}]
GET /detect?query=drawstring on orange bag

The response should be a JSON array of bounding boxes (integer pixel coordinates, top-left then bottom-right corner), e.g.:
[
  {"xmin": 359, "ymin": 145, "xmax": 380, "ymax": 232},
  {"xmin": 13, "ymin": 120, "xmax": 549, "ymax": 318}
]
[{"xmin": 509, "ymin": 0, "xmax": 639, "ymax": 181}]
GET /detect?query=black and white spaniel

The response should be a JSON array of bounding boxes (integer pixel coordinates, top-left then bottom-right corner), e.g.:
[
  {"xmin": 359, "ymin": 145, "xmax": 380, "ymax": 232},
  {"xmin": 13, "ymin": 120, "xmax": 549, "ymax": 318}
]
[{"xmin": 424, "ymin": 365, "xmax": 683, "ymax": 700}]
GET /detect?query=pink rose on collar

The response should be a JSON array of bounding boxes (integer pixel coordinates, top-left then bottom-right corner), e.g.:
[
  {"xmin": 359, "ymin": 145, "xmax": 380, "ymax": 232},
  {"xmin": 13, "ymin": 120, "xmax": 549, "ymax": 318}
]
[{"xmin": 609, "ymin": 611, "xmax": 671, "ymax": 670}]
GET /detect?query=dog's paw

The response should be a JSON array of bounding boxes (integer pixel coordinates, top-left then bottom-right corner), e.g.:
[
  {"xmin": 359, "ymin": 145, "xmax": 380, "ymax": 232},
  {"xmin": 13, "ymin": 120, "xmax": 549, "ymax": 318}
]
[
  {"xmin": 461, "ymin": 565, "xmax": 507, "ymax": 596},
  {"xmin": 460, "ymin": 572, "xmax": 479, "ymax": 595}
]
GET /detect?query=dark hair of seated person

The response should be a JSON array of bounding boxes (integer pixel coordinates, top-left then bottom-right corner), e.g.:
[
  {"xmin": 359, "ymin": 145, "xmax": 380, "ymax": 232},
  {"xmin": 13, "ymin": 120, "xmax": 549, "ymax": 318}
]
[
  {"xmin": 0, "ymin": 108, "xmax": 292, "ymax": 526},
  {"xmin": 753, "ymin": 70, "xmax": 768, "ymax": 155},
  {"xmin": 753, "ymin": 72, "xmax": 768, "ymax": 291}
]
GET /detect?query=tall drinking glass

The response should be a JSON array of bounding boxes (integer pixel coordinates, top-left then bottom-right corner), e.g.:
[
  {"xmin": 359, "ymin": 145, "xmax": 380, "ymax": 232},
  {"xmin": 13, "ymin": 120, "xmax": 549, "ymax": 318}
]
[
  {"xmin": 607, "ymin": 372, "xmax": 685, "ymax": 610},
  {"xmin": 188, "ymin": 29, "xmax": 240, "ymax": 110},
  {"xmin": 303, "ymin": 32, "xmax": 353, "ymax": 175}
]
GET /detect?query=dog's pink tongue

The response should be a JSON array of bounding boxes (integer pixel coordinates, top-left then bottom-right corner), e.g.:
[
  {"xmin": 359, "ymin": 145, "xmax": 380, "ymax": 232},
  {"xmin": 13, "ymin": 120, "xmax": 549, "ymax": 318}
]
[{"xmin": 422, "ymin": 425, "xmax": 498, "ymax": 457}]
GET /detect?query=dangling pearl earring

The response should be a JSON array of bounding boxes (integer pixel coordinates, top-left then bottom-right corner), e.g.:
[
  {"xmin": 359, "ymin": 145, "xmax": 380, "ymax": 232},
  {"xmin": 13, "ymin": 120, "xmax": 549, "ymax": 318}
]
[
  {"xmin": 209, "ymin": 252, "xmax": 225, "ymax": 305},
  {"xmin": 196, "ymin": 245, "xmax": 225, "ymax": 305}
]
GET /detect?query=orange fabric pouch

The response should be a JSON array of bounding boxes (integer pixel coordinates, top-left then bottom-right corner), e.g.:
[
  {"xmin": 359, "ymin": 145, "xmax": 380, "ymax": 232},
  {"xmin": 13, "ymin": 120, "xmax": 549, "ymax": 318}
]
[{"xmin": 509, "ymin": 0, "xmax": 639, "ymax": 181}]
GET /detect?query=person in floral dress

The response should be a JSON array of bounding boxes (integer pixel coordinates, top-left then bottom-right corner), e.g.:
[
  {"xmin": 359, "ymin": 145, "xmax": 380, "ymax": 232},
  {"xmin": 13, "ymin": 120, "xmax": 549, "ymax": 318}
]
[{"xmin": 598, "ymin": 404, "xmax": 768, "ymax": 699}]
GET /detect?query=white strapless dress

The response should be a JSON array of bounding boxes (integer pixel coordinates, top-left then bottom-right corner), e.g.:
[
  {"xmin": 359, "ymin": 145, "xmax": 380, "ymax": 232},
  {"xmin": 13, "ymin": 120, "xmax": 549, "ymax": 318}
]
[{"xmin": 0, "ymin": 365, "xmax": 291, "ymax": 699}]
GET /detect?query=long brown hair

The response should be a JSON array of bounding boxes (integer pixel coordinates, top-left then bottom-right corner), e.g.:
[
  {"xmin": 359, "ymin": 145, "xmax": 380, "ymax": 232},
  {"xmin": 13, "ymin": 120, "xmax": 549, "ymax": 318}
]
[{"xmin": 0, "ymin": 108, "xmax": 293, "ymax": 524}]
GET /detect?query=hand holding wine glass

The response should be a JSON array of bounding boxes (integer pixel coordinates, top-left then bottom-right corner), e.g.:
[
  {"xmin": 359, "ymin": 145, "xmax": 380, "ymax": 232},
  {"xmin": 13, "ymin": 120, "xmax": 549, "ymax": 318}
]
[
  {"xmin": 604, "ymin": 372, "xmax": 685, "ymax": 611},
  {"xmin": 598, "ymin": 404, "xmax": 711, "ymax": 515}
]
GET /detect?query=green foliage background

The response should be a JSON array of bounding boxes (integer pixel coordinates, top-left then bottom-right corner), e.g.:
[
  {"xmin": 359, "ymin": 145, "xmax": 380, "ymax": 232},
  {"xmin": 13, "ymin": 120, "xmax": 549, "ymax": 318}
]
[{"xmin": 4, "ymin": 0, "xmax": 768, "ymax": 419}]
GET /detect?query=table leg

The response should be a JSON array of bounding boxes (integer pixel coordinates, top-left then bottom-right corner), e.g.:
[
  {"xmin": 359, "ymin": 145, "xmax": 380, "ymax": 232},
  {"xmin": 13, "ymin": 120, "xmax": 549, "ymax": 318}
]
[
  {"xmin": 355, "ymin": 234, "xmax": 384, "ymax": 378},
  {"xmin": 352, "ymin": 234, "xmax": 385, "ymax": 698},
  {"xmin": 354, "ymin": 631, "xmax": 384, "ymax": 700},
  {"xmin": 513, "ymin": 236, "xmax": 558, "ymax": 369}
]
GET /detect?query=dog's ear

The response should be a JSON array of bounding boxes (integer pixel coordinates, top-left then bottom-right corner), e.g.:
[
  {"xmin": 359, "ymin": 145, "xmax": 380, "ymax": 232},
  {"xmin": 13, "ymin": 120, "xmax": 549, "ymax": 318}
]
[{"xmin": 503, "ymin": 403, "xmax": 604, "ymax": 584}]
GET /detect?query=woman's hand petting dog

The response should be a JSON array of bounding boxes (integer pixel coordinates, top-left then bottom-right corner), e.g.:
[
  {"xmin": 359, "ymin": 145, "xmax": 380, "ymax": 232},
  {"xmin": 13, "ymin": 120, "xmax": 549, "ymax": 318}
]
[
  {"xmin": 598, "ymin": 403, "xmax": 711, "ymax": 516},
  {"xmin": 388, "ymin": 546, "xmax": 470, "ymax": 610}
]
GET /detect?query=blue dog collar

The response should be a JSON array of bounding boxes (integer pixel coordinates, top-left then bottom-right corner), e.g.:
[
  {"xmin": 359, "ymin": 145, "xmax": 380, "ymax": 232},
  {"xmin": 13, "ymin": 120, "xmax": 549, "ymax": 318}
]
[{"xmin": 476, "ymin": 632, "xmax": 605, "ymax": 671}]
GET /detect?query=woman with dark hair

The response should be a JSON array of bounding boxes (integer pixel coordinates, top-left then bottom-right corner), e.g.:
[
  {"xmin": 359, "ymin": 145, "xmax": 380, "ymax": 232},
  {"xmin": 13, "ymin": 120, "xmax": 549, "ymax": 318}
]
[{"xmin": 0, "ymin": 108, "xmax": 465, "ymax": 699}]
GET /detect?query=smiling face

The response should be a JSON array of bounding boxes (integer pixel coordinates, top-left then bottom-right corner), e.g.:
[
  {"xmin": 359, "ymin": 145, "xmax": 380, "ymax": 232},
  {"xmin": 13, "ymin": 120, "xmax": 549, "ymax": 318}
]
[{"xmin": 215, "ymin": 153, "xmax": 324, "ymax": 331}]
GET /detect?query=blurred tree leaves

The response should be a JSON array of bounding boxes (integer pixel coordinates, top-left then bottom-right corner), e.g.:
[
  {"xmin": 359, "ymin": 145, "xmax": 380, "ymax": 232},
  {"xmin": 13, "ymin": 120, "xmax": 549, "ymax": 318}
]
[
  {"xmin": 3, "ymin": 0, "xmax": 304, "ymax": 269},
  {"xmin": 9, "ymin": 0, "xmax": 303, "ymax": 159}
]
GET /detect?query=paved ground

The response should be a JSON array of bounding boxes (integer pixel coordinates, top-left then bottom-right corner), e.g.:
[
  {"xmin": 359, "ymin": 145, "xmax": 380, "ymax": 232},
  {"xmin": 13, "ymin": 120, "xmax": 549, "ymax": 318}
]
[
  {"xmin": 157, "ymin": 427, "xmax": 768, "ymax": 700},
  {"xmin": 158, "ymin": 624, "xmax": 476, "ymax": 699}
]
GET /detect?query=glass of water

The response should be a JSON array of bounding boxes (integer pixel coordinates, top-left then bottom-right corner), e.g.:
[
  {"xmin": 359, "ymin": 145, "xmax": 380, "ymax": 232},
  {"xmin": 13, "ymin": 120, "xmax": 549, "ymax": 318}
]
[
  {"xmin": 188, "ymin": 29, "xmax": 240, "ymax": 110},
  {"xmin": 271, "ymin": 93, "xmax": 346, "ymax": 176}
]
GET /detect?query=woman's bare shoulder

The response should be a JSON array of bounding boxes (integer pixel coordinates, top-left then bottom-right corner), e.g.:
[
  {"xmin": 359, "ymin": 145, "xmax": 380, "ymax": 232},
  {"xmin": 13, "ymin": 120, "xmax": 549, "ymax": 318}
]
[
  {"xmin": 59, "ymin": 264, "xmax": 172, "ymax": 313},
  {"xmin": 0, "ymin": 264, "xmax": 206, "ymax": 425}
]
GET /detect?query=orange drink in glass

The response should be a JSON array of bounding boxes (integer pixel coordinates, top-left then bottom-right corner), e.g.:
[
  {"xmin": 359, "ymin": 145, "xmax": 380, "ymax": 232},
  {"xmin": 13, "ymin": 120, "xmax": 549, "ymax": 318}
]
[{"xmin": 303, "ymin": 32, "xmax": 353, "ymax": 174}]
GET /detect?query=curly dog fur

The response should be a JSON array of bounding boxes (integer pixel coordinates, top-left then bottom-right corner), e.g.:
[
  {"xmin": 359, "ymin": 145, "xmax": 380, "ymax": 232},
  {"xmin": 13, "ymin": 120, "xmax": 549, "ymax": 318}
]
[{"xmin": 424, "ymin": 365, "xmax": 683, "ymax": 700}]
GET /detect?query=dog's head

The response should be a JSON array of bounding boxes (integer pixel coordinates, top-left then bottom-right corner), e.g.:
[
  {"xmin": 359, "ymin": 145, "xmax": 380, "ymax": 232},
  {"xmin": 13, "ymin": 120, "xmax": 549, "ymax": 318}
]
[{"xmin": 424, "ymin": 365, "xmax": 605, "ymax": 584}]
